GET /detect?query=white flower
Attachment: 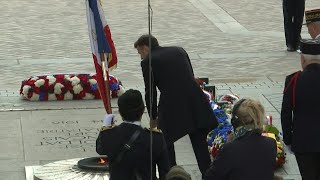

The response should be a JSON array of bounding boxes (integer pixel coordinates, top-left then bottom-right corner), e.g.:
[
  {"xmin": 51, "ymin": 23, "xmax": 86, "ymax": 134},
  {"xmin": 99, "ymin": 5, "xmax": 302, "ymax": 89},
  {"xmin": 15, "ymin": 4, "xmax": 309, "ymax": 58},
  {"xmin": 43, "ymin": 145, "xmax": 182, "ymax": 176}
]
[
  {"xmin": 117, "ymin": 85, "xmax": 126, "ymax": 97},
  {"xmin": 70, "ymin": 76, "xmax": 80, "ymax": 86},
  {"xmin": 46, "ymin": 75, "xmax": 56, "ymax": 86},
  {"xmin": 30, "ymin": 76, "xmax": 39, "ymax": 81},
  {"xmin": 54, "ymin": 83, "xmax": 64, "ymax": 94},
  {"xmin": 34, "ymin": 79, "xmax": 45, "ymax": 88},
  {"xmin": 89, "ymin": 79, "xmax": 97, "ymax": 85},
  {"xmin": 83, "ymin": 93, "xmax": 95, "ymax": 100},
  {"xmin": 48, "ymin": 93, "xmax": 57, "ymax": 101},
  {"xmin": 22, "ymin": 85, "xmax": 31, "ymax": 96},
  {"xmin": 73, "ymin": 84, "xmax": 83, "ymax": 94},
  {"xmin": 30, "ymin": 93, "xmax": 40, "ymax": 101},
  {"xmin": 64, "ymin": 75, "xmax": 71, "ymax": 81},
  {"xmin": 64, "ymin": 91, "xmax": 73, "ymax": 100}
]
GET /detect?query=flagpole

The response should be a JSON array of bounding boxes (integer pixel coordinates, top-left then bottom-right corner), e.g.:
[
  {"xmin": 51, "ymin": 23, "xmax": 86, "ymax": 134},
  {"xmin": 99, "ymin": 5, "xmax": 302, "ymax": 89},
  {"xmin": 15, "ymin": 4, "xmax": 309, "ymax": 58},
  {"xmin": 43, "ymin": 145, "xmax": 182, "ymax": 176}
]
[
  {"xmin": 100, "ymin": 52, "xmax": 112, "ymax": 114},
  {"xmin": 147, "ymin": 0, "xmax": 153, "ymax": 179}
]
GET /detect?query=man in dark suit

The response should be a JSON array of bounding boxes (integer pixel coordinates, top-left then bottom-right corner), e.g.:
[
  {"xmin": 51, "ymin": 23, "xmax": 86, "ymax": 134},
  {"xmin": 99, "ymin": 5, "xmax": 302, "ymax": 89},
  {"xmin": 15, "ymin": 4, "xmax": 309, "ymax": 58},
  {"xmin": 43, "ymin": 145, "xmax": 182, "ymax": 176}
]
[
  {"xmin": 134, "ymin": 34, "xmax": 218, "ymax": 178},
  {"xmin": 96, "ymin": 89, "xmax": 170, "ymax": 180},
  {"xmin": 282, "ymin": 0, "xmax": 305, "ymax": 51},
  {"xmin": 281, "ymin": 39, "xmax": 320, "ymax": 179},
  {"xmin": 305, "ymin": 9, "xmax": 320, "ymax": 41}
]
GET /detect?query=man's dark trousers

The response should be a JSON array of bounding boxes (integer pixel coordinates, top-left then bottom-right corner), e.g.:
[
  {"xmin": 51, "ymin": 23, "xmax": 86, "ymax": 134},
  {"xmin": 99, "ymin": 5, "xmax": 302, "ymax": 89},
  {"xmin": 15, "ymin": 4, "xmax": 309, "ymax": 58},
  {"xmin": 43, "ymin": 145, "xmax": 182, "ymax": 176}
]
[
  {"xmin": 166, "ymin": 129, "xmax": 211, "ymax": 178},
  {"xmin": 283, "ymin": 0, "xmax": 305, "ymax": 48}
]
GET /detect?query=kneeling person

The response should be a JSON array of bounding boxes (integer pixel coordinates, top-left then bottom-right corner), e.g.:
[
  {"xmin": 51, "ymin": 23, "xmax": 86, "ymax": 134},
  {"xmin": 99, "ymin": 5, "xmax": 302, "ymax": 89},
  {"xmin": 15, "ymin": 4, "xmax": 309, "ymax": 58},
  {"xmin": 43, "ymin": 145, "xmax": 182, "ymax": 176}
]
[{"xmin": 96, "ymin": 89, "xmax": 170, "ymax": 180}]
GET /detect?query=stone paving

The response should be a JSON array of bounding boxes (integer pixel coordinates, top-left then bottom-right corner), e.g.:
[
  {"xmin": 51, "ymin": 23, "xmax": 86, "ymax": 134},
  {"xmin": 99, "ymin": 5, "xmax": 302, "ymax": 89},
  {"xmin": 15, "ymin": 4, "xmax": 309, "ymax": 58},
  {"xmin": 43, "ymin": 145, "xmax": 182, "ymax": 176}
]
[{"xmin": 1, "ymin": 0, "xmax": 320, "ymax": 179}]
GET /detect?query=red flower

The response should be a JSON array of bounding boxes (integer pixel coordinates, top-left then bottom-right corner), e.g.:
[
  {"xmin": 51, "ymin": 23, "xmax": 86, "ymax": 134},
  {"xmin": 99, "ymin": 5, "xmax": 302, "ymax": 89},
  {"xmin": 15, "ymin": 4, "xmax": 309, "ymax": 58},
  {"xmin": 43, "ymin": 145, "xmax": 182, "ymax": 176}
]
[
  {"xmin": 211, "ymin": 147, "xmax": 218, "ymax": 158},
  {"xmin": 82, "ymin": 83, "xmax": 92, "ymax": 93},
  {"xmin": 111, "ymin": 90, "xmax": 118, "ymax": 98},
  {"xmin": 56, "ymin": 94, "xmax": 64, "ymax": 101},
  {"xmin": 276, "ymin": 156, "xmax": 285, "ymax": 168},
  {"xmin": 55, "ymin": 77, "xmax": 64, "ymax": 84},
  {"xmin": 93, "ymin": 90, "xmax": 101, "ymax": 99},
  {"xmin": 197, "ymin": 78, "xmax": 204, "ymax": 85},
  {"xmin": 33, "ymin": 87, "xmax": 40, "ymax": 94},
  {"xmin": 79, "ymin": 90, "xmax": 86, "ymax": 98},
  {"xmin": 55, "ymin": 74, "xmax": 65, "ymax": 80},
  {"xmin": 78, "ymin": 74, "xmax": 88, "ymax": 83},
  {"xmin": 48, "ymin": 85, "xmax": 54, "ymax": 94},
  {"xmin": 26, "ymin": 79, "xmax": 36, "ymax": 86},
  {"xmin": 27, "ymin": 93, "xmax": 33, "ymax": 99}
]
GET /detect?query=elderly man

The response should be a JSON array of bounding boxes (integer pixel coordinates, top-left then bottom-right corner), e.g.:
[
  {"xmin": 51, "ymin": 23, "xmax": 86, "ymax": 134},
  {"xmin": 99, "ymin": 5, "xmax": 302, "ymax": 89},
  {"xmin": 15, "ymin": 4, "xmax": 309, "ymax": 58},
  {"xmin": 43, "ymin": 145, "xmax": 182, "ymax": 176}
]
[
  {"xmin": 305, "ymin": 9, "xmax": 320, "ymax": 40},
  {"xmin": 281, "ymin": 39, "xmax": 320, "ymax": 179}
]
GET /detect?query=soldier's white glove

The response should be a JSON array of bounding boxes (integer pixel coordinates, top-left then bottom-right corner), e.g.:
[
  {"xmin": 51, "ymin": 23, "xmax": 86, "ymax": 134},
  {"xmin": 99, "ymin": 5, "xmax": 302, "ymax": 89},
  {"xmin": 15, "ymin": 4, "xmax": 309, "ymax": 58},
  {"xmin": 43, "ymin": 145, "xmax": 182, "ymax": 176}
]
[{"xmin": 103, "ymin": 114, "xmax": 115, "ymax": 126}]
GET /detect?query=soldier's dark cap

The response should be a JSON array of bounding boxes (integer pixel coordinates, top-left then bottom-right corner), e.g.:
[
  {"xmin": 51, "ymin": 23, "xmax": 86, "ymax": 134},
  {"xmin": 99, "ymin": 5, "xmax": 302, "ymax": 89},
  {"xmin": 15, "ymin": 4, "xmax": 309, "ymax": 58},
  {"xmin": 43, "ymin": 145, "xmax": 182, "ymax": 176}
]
[
  {"xmin": 299, "ymin": 39, "xmax": 320, "ymax": 55},
  {"xmin": 117, "ymin": 89, "xmax": 144, "ymax": 114},
  {"xmin": 165, "ymin": 165, "xmax": 191, "ymax": 180},
  {"xmin": 304, "ymin": 9, "xmax": 320, "ymax": 25}
]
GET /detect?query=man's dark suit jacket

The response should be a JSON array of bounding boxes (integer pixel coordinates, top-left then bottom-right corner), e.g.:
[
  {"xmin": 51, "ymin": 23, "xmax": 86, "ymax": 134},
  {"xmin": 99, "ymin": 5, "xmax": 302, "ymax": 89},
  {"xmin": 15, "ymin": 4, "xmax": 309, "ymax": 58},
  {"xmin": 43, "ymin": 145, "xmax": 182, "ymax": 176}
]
[
  {"xmin": 204, "ymin": 131, "xmax": 277, "ymax": 180},
  {"xmin": 96, "ymin": 123, "xmax": 170, "ymax": 180},
  {"xmin": 141, "ymin": 46, "xmax": 218, "ymax": 144},
  {"xmin": 281, "ymin": 63, "xmax": 320, "ymax": 153}
]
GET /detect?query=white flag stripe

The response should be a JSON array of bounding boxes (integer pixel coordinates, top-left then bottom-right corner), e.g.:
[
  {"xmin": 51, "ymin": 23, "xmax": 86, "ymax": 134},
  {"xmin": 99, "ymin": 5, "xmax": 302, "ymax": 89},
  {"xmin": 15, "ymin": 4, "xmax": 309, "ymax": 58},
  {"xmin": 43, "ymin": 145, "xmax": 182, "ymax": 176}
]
[{"xmin": 86, "ymin": 0, "xmax": 102, "ymax": 65}]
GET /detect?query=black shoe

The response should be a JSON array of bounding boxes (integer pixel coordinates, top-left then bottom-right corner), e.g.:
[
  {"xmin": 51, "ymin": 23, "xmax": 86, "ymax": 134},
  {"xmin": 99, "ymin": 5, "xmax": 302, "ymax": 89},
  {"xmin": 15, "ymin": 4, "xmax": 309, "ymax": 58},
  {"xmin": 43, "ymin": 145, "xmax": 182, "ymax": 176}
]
[{"xmin": 287, "ymin": 46, "xmax": 295, "ymax": 52}]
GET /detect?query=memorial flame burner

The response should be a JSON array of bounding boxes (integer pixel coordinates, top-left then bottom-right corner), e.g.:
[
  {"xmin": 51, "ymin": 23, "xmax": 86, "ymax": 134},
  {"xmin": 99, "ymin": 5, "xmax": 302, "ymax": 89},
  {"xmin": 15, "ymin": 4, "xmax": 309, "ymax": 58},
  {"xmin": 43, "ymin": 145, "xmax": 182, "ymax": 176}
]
[{"xmin": 33, "ymin": 157, "xmax": 110, "ymax": 180}]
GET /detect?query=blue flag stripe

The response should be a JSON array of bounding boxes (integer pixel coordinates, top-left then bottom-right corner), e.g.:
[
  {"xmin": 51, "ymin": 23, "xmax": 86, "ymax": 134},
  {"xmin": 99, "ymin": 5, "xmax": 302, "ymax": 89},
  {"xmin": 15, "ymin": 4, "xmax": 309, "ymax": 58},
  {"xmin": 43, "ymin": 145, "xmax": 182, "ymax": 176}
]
[{"xmin": 89, "ymin": 0, "xmax": 111, "ymax": 53}]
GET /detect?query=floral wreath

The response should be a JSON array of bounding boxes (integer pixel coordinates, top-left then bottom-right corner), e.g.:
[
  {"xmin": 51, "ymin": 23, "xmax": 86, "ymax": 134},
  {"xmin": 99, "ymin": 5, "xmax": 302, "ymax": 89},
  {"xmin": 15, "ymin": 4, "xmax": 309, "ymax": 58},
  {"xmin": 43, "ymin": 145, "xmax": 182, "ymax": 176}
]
[{"xmin": 20, "ymin": 73, "xmax": 125, "ymax": 101}]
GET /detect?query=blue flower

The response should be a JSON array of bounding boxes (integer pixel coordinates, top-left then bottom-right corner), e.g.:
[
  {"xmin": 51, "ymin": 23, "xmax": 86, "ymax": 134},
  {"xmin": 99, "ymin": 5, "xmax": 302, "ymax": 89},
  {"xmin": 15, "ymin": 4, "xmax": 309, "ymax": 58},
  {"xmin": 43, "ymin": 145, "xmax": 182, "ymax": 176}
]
[
  {"xmin": 91, "ymin": 83, "xmax": 98, "ymax": 91},
  {"xmin": 39, "ymin": 91, "xmax": 46, "ymax": 101},
  {"xmin": 109, "ymin": 83, "xmax": 119, "ymax": 91}
]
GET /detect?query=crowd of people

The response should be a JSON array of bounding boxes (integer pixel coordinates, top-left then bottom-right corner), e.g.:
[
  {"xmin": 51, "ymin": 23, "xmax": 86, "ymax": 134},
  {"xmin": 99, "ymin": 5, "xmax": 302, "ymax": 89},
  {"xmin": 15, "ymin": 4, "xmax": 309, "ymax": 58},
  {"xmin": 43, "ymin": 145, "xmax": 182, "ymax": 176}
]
[{"xmin": 95, "ymin": 8, "xmax": 320, "ymax": 180}]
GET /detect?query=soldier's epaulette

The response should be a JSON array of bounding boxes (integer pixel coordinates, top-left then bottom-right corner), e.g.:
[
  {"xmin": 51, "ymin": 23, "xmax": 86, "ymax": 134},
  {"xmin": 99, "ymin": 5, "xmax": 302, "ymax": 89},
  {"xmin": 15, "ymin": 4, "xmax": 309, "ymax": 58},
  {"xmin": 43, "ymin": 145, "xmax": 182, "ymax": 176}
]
[
  {"xmin": 145, "ymin": 127, "xmax": 162, "ymax": 133},
  {"xmin": 100, "ymin": 125, "xmax": 116, "ymax": 132}
]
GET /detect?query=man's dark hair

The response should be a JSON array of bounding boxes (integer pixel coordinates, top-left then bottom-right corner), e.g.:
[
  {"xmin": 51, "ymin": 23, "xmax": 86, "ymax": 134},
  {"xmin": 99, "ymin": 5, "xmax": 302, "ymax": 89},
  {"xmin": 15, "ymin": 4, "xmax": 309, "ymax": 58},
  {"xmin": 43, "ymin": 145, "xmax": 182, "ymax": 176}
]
[
  {"xmin": 134, "ymin": 34, "xmax": 159, "ymax": 49},
  {"xmin": 117, "ymin": 89, "xmax": 145, "ymax": 122}
]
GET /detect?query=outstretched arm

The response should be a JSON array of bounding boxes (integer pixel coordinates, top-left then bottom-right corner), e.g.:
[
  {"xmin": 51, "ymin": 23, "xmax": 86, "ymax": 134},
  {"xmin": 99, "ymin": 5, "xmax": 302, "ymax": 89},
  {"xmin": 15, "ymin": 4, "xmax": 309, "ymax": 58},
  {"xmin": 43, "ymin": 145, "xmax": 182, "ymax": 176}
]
[{"xmin": 141, "ymin": 59, "xmax": 158, "ymax": 120}]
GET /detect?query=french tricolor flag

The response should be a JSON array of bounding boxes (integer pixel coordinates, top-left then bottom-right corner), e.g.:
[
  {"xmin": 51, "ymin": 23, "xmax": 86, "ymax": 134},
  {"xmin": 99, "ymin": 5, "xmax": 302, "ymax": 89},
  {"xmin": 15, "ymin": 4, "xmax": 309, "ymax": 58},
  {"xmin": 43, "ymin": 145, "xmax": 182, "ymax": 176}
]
[{"xmin": 86, "ymin": 0, "xmax": 117, "ymax": 113}]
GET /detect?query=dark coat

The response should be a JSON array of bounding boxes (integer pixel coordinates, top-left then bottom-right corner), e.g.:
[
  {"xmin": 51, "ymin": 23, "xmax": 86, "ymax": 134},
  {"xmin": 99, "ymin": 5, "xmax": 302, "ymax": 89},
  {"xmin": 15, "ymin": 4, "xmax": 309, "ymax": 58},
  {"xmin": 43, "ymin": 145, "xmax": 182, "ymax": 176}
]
[
  {"xmin": 141, "ymin": 46, "xmax": 218, "ymax": 143},
  {"xmin": 96, "ymin": 123, "xmax": 170, "ymax": 180},
  {"xmin": 204, "ymin": 132, "xmax": 277, "ymax": 180},
  {"xmin": 281, "ymin": 63, "xmax": 320, "ymax": 153}
]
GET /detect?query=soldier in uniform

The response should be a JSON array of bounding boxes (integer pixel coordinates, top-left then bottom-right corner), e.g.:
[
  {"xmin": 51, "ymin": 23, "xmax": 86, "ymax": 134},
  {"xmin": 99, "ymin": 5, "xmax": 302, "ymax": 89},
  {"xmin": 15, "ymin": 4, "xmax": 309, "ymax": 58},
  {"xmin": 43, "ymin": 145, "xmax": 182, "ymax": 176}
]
[
  {"xmin": 96, "ymin": 89, "xmax": 170, "ymax": 180},
  {"xmin": 304, "ymin": 9, "xmax": 320, "ymax": 41},
  {"xmin": 134, "ymin": 34, "xmax": 218, "ymax": 179},
  {"xmin": 281, "ymin": 39, "xmax": 320, "ymax": 179},
  {"xmin": 282, "ymin": 0, "xmax": 305, "ymax": 51}
]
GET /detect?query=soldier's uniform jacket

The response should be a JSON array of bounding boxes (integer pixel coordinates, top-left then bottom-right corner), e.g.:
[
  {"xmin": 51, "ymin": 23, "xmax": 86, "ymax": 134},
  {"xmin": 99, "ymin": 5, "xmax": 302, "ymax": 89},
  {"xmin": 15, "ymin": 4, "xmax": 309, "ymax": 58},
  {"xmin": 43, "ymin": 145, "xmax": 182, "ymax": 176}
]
[
  {"xmin": 281, "ymin": 63, "xmax": 320, "ymax": 152},
  {"xmin": 96, "ymin": 122, "xmax": 170, "ymax": 180}
]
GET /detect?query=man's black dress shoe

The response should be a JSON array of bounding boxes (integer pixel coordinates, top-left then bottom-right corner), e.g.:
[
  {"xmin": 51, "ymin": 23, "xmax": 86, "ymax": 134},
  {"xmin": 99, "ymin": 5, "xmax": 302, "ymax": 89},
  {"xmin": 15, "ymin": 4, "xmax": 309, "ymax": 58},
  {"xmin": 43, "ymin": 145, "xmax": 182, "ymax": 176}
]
[{"xmin": 287, "ymin": 46, "xmax": 296, "ymax": 52}]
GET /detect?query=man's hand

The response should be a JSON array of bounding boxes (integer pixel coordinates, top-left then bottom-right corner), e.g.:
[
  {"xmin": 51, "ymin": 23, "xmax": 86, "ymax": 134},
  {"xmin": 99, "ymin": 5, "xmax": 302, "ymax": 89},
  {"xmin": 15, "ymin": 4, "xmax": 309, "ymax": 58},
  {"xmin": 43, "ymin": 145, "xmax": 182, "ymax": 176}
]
[
  {"xmin": 150, "ymin": 119, "xmax": 158, "ymax": 129},
  {"xmin": 227, "ymin": 132, "xmax": 233, "ymax": 142},
  {"xmin": 103, "ymin": 114, "xmax": 115, "ymax": 126}
]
